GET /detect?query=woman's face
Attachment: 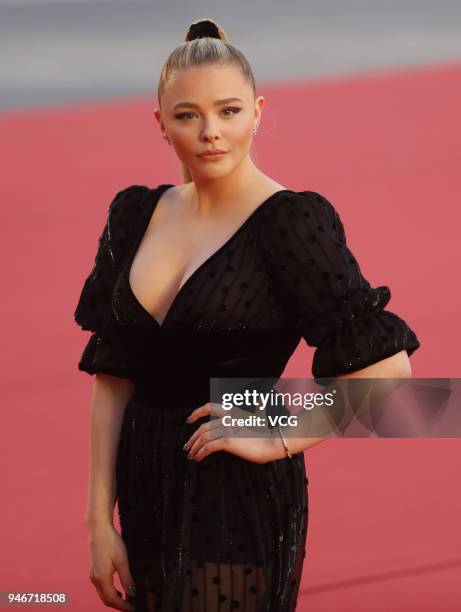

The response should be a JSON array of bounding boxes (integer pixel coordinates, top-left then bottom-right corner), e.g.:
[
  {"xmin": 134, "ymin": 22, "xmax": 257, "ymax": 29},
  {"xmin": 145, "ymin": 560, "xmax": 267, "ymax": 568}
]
[{"xmin": 155, "ymin": 64, "xmax": 264, "ymax": 180}]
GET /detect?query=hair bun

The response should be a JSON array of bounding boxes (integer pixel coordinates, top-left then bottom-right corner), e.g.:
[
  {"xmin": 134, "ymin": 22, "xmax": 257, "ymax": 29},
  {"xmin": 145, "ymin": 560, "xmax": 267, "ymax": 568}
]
[{"xmin": 185, "ymin": 19, "xmax": 228, "ymax": 43}]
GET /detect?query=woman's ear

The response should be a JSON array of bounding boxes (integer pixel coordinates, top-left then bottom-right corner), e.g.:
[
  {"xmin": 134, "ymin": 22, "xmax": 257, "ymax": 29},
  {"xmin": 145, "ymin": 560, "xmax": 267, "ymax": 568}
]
[
  {"xmin": 254, "ymin": 95, "xmax": 265, "ymax": 124},
  {"xmin": 153, "ymin": 107, "xmax": 162, "ymax": 125}
]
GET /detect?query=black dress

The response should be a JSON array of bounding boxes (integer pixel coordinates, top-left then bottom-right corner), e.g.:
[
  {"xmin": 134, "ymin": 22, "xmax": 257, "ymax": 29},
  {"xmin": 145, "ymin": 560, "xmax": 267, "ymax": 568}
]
[{"xmin": 74, "ymin": 184, "xmax": 420, "ymax": 611}]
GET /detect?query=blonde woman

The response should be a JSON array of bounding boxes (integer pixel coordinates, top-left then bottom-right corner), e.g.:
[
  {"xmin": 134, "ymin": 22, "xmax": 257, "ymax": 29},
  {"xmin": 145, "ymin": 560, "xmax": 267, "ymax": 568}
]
[{"xmin": 74, "ymin": 18, "xmax": 420, "ymax": 612}]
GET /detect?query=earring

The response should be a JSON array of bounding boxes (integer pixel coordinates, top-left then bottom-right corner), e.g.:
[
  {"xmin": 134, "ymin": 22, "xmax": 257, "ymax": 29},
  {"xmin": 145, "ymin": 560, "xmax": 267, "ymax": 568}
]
[
  {"xmin": 163, "ymin": 133, "xmax": 171, "ymax": 144},
  {"xmin": 252, "ymin": 125, "xmax": 259, "ymax": 135}
]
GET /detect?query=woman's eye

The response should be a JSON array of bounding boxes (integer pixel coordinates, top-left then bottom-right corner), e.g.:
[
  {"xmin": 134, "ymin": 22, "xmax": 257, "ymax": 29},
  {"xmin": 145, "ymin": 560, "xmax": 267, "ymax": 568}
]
[
  {"xmin": 175, "ymin": 112, "xmax": 196, "ymax": 120},
  {"xmin": 175, "ymin": 108, "xmax": 241, "ymax": 120},
  {"xmin": 222, "ymin": 107, "xmax": 241, "ymax": 116}
]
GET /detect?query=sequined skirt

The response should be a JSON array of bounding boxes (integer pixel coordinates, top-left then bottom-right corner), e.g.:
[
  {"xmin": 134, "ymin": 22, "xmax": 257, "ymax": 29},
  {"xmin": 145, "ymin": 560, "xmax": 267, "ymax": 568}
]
[{"xmin": 115, "ymin": 391, "xmax": 309, "ymax": 612}]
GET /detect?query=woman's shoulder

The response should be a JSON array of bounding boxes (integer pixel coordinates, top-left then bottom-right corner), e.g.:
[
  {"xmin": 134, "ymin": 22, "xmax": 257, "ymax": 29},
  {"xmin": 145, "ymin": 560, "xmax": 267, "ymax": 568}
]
[
  {"xmin": 278, "ymin": 188, "xmax": 340, "ymax": 213},
  {"xmin": 107, "ymin": 182, "xmax": 177, "ymax": 211},
  {"xmin": 106, "ymin": 184, "xmax": 153, "ymax": 218},
  {"xmin": 73, "ymin": 184, "xmax": 156, "ymax": 333},
  {"xmin": 99, "ymin": 185, "xmax": 150, "ymax": 257},
  {"xmin": 106, "ymin": 183, "xmax": 172, "ymax": 239},
  {"xmin": 262, "ymin": 188, "xmax": 346, "ymax": 243}
]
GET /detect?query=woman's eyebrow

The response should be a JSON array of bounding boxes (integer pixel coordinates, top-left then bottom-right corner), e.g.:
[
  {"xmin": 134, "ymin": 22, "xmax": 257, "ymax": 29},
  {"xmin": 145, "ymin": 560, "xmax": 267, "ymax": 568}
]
[{"xmin": 172, "ymin": 97, "xmax": 244, "ymax": 110}]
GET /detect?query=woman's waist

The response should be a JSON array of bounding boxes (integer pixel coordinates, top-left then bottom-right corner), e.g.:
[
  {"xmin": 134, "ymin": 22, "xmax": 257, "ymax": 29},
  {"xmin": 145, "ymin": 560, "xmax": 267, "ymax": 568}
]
[{"xmin": 132, "ymin": 379, "xmax": 210, "ymax": 411}]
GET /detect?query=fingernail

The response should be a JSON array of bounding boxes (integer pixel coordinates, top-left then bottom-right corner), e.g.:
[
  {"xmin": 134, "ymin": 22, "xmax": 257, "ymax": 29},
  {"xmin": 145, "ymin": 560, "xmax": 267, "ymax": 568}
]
[
  {"xmin": 182, "ymin": 442, "xmax": 189, "ymax": 450},
  {"xmin": 126, "ymin": 585, "xmax": 136, "ymax": 596},
  {"xmin": 186, "ymin": 416, "xmax": 191, "ymax": 423}
]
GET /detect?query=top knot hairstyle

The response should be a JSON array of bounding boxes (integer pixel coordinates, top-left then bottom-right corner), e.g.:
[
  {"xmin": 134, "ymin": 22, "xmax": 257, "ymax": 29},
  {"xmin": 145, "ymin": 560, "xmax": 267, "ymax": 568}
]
[
  {"xmin": 184, "ymin": 19, "xmax": 226, "ymax": 42},
  {"xmin": 157, "ymin": 18, "xmax": 257, "ymax": 183}
]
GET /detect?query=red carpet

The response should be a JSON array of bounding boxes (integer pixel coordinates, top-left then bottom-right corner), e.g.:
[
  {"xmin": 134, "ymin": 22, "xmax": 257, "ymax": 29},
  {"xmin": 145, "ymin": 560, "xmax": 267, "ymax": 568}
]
[{"xmin": 1, "ymin": 60, "xmax": 460, "ymax": 610}]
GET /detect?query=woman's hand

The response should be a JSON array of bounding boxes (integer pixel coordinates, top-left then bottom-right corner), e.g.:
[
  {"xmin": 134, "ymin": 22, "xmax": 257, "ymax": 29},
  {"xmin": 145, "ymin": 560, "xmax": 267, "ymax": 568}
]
[
  {"xmin": 183, "ymin": 402, "xmax": 289, "ymax": 464},
  {"xmin": 87, "ymin": 522, "xmax": 136, "ymax": 611}
]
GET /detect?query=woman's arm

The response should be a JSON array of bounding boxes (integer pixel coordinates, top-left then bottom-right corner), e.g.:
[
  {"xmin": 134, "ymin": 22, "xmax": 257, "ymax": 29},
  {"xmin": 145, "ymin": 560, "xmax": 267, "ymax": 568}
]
[
  {"xmin": 85, "ymin": 374, "xmax": 137, "ymax": 611},
  {"xmin": 185, "ymin": 350, "xmax": 414, "ymax": 464},
  {"xmin": 269, "ymin": 349, "xmax": 412, "ymax": 458},
  {"xmin": 85, "ymin": 374, "xmax": 135, "ymax": 529},
  {"xmin": 338, "ymin": 349, "xmax": 411, "ymax": 380}
]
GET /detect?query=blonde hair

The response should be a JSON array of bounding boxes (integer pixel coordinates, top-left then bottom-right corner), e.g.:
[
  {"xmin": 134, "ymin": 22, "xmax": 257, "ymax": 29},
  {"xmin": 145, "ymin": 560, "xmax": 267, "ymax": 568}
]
[{"xmin": 157, "ymin": 18, "xmax": 256, "ymax": 183}]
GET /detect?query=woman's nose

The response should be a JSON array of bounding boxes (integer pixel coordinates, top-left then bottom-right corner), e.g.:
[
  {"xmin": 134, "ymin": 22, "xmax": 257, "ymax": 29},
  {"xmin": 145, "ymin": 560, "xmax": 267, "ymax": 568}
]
[{"xmin": 200, "ymin": 122, "xmax": 220, "ymax": 142}]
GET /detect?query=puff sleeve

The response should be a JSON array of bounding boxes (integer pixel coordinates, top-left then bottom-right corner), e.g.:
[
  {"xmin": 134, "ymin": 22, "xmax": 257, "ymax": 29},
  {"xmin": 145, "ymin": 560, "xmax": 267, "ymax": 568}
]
[
  {"xmin": 73, "ymin": 185, "xmax": 149, "ymax": 379},
  {"xmin": 261, "ymin": 190, "xmax": 420, "ymax": 378}
]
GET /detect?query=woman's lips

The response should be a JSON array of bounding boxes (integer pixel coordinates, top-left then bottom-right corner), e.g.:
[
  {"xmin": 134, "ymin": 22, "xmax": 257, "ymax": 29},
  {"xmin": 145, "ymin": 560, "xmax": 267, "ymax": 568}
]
[{"xmin": 198, "ymin": 151, "xmax": 228, "ymax": 159}]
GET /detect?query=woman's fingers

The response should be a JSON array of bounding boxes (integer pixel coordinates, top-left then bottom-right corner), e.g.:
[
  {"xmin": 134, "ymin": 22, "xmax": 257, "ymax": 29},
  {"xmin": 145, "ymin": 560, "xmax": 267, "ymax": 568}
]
[
  {"xmin": 186, "ymin": 424, "xmax": 227, "ymax": 460},
  {"xmin": 183, "ymin": 415, "xmax": 221, "ymax": 450},
  {"xmin": 115, "ymin": 557, "xmax": 137, "ymax": 608},
  {"xmin": 187, "ymin": 401, "xmax": 226, "ymax": 422},
  {"xmin": 91, "ymin": 573, "xmax": 135, "ymax": 611},
  {"xmin": 187, "ymin": 401, "xmax": 261, "ymax": 426},
  {"xmin": 88, "ymin": 525, "xmax": 136, "ymax": 610},
  {"xmin": 185, "ymin": 401, "xmax": 275, "ymax": 463},
  {"xmin": 193, "ymin": 437, "xmax": 229, "ymax": 462}
]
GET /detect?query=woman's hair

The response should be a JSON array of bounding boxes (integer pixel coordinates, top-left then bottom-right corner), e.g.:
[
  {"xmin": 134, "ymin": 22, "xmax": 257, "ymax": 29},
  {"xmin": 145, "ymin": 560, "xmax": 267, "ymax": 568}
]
[{"xmin": 157, "ymin": 18, "xmax": 256, "ymax": 183}]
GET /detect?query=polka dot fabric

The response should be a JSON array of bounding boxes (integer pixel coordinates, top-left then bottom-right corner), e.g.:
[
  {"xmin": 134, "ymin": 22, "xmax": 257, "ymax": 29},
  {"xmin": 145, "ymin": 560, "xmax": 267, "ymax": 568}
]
[
  {"xmin": 74, "ymin": 184, "xmax": 420, "ymax": 610},
  {"xmin": 259, "ymin": 190, "xmax": 420, "ymax": 378},
  {"xmin": 74, "ymin": 184, "xmax": 152, "ymax": 378}
]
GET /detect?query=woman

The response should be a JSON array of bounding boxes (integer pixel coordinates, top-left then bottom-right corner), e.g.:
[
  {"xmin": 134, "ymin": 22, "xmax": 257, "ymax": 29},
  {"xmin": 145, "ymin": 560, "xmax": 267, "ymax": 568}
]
[{"xmin": 74, "ymin": 18, "xmax": 420, "ymax": 612}]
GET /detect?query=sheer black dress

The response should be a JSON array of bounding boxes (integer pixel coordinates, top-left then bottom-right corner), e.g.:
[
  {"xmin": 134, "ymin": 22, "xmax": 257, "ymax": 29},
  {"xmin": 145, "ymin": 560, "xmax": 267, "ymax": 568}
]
[{"xmin": 74, "ymin": 184, "xmax": 420, "ymax": 611}]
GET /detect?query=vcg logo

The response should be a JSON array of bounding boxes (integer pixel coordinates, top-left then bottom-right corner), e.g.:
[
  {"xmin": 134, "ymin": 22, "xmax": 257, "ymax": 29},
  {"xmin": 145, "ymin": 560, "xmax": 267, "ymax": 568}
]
[{"xmin": 268, "ymin": 415, "xmax": 298, "ymax": 426}]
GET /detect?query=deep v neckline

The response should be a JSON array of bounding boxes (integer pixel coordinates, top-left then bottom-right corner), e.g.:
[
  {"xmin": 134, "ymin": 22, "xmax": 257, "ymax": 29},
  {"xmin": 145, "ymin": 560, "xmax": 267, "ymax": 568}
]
[{"xmin": 126, "ymin": 184, "xmax": 291, "ymax": 329}]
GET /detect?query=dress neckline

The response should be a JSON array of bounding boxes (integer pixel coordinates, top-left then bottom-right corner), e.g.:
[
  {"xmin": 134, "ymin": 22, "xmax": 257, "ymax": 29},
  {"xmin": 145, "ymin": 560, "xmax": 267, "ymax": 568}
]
[{"xmin": 126, "ymin": 184, "xmax": 292, "ymax": 329}]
